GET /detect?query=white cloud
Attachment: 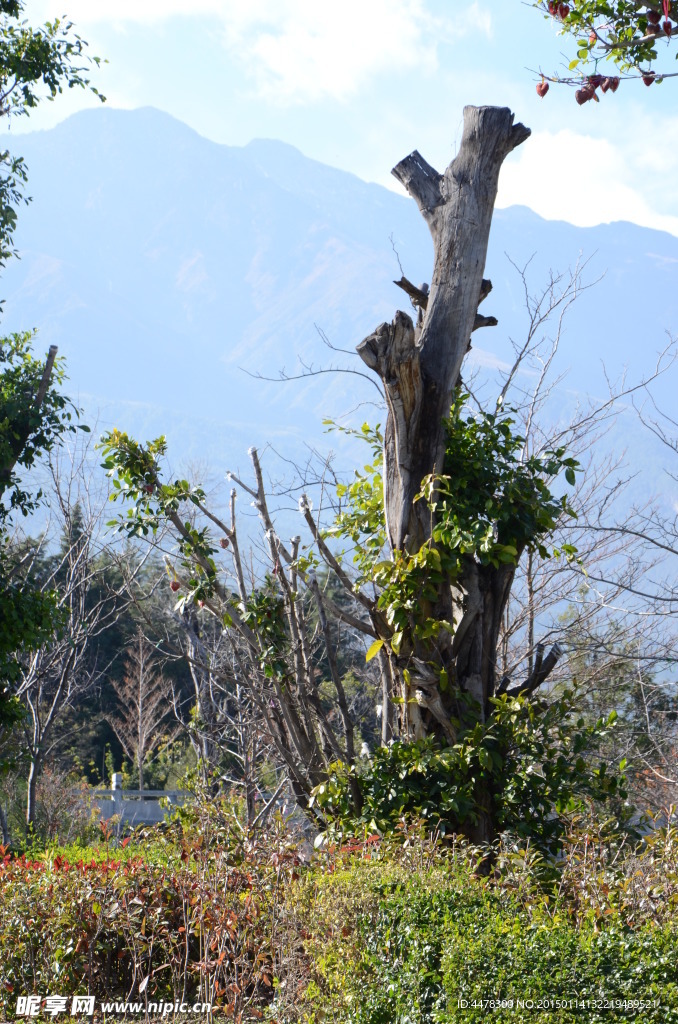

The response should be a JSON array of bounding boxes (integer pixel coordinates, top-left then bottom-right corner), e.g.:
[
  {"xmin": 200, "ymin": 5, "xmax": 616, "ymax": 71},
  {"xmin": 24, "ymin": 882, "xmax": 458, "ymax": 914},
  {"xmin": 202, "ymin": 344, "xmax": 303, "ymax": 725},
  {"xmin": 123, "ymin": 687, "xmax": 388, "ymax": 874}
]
[
  {"xmin": 27, "ymin": 0, "xmax": 491, "ymax": 104},
  {"xmin": 497, "ymin": 128, "xmax": 678, "ymax": 237},
  {"xmin": 234, "ymin": 2, "xmax": 434, "ymax": 103}
]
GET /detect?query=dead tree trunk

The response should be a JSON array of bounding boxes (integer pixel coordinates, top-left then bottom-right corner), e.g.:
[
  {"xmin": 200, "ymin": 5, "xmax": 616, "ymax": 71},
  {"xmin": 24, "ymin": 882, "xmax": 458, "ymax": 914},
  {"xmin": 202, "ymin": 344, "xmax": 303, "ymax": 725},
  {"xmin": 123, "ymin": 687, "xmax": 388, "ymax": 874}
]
[
  {"xmin": 358, "ymin": 107, "xmax": 530, "ymax": 552},
  {"xmin": 357, "ymin": 106, "xmax": 531, "ymax": 844}
]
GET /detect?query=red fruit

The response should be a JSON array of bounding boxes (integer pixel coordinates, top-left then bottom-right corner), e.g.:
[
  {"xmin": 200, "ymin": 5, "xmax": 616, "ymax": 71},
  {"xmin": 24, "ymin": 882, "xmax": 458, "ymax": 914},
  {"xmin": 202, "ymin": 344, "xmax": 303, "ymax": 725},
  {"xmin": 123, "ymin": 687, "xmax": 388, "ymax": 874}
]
[
  {"xmin": 589, "ymin": 30, "xmax": 597, "ymax": 44},
  {"xmin": 197, "ymin": 599, "xmax": 204, "ymax": 608},
  {"xmin": 170, "ymin": 580, "xmax": 180, "ymax": 592},
  {"xmin": 643, "ymin": 71, "xmax": 656, "ymax": 85},
  {"xmin": 648, "ymin": 9, "xmax": 661, "ymax": 24},
  {"xmin": 575, "ymin": 86, "xmax": 594, "ymax": 104},
  {"xmin": 558, "ymin": 2, "xmax": 570, "ymax": 16},
  {"xmin": 588, "ymin": 74, "xmax": 604, "ymax": 87},
  {"xmin": 548, "ymin": 1, "xmax": 557, "ymax": 13},
  {"xmin": 536, "ymin": 79, "xmax": 550, "ymax": 98},
  {"xmin": 600, "ymin": 78, "xmax": 611, "ymax": 92},
  {"xmin": 609, "ymin": 76, "xmax": 620, "ymax": 92},
  {"xmin": 664, "ymin": 19, "xmax": 673, "ymax": 34},
  {"xmin": 220, "ymin": 537, "xmax": 230, "ymax": 549}
]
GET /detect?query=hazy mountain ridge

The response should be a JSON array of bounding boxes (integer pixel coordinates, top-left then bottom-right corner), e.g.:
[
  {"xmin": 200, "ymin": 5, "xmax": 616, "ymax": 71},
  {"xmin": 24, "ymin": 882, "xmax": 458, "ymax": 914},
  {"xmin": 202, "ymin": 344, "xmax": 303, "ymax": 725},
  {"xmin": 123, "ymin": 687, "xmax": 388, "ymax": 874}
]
[{"xmin": 0, "ymin": 106, "xmax": 675, "ymax": 485}]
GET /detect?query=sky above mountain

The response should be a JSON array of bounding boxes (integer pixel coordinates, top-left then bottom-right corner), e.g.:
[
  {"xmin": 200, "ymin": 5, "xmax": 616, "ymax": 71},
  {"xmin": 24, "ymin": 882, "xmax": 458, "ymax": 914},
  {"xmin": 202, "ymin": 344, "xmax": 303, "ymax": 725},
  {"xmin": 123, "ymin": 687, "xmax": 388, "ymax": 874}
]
[{"xmin": 15, "ymin": 0, "xmax": 678, "ymax": 238}]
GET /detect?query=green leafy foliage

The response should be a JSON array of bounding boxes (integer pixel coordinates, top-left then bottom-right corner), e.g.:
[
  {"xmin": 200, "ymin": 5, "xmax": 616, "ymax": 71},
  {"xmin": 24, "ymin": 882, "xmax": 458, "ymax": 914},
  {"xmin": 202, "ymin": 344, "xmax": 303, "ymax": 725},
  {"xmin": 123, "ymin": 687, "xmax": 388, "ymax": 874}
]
[
  {"xmin": 0, "ymin": 0, "xmax": 102, "ymax": 114},
  {"xmin": 242, "ymin": 578, "xmax": 290, "ymax": 681},
  {"xmin": 535, "ymin": 1, "xmax": 678, "ymax": 85},
  {"xmin": 0, "ymin": 149, "xmax": 26, "ymax": 268},
  {"xmin": 313, "ymin": 687, "xmax": 628, "ymax": 854},
  {"xmin": 2, "ymin": 800, "xmax": 678, "ymax": 1020},
  {"xmin": 0, "ymin": 555, "xmax": 62, "ymax": 687},
  {"xmin": 99, "ymin": 430, "xmax": 226, "ymax": 610},
  {"xmin": 102, "ymin": 434, "xmax": 207, "ymax": 530},
  {"xmin": 0, "ymin": 333, "xmax": 82, "ymax": 519},
  {"xmin": 434, "ymin": 394, "xmax": 578, "ymax": 566},
  {"xmin": 323, "ymin": 420, "xmax": 387, "ymax": 584}
]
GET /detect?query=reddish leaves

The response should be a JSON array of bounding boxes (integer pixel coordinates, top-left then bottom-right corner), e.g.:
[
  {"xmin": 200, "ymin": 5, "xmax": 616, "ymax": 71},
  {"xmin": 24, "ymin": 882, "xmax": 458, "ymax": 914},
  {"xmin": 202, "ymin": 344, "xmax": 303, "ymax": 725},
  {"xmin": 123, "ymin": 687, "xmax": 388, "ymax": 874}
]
[
  {"xmin": 575, "ymin": 85, "xmax": 596, "ymax": 104},
  {"xmin": 575, "ymin": 74, "xmax": 620, "ymax": 104}
]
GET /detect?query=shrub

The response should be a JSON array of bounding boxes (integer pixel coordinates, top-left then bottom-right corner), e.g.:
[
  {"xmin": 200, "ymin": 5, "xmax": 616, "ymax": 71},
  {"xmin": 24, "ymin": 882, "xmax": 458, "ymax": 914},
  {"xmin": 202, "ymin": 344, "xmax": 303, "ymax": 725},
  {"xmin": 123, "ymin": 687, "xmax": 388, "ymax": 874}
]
[
  {"xmin": 313, "ymin": 689, "xmax": 629, "ymax": 856},
  {"xmin": 278, "ymin": 823, "xmax": 678, "ymax": 1024}
]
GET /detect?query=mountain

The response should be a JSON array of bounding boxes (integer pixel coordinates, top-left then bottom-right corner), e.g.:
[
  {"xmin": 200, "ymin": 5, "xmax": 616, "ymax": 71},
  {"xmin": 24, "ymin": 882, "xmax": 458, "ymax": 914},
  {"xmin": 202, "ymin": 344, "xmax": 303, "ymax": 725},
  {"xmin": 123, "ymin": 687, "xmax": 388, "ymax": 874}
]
[{"xmin": 0, "ymin": 107, "xmax": 675, "ymax": 488}]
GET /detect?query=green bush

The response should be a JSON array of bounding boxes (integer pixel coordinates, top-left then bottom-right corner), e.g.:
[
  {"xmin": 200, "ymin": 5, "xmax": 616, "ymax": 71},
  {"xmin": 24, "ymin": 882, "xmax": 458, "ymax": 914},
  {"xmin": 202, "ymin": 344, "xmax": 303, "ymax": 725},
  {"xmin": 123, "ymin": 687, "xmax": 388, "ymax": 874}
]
[
  {"xmin": 280, "ymin": 826, "xmax": 678, "ymax": 1024},
  {"xmin": 313, "ymin": 688, "xmax": 629, "ymax": 855},
  {"xmin": 442, "ymin": 911, "xmax": 678, "ymax": 1023}
]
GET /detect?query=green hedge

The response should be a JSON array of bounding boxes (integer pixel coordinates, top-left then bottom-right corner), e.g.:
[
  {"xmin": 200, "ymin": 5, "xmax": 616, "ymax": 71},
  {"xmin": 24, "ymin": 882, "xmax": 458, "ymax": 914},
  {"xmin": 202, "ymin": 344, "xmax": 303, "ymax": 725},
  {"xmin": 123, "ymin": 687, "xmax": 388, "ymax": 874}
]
[{"xmin": 283, "ymin": 854, "xmax": 678, "ymax": 1023}]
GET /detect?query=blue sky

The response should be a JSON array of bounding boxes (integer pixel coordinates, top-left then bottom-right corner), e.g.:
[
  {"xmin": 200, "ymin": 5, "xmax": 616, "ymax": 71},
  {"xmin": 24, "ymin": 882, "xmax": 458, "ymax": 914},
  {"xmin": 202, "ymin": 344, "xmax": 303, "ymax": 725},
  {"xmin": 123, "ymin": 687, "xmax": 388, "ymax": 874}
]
[{"xmin": 16, "ymin": 0, "xmax": 678, "ymax": 236}]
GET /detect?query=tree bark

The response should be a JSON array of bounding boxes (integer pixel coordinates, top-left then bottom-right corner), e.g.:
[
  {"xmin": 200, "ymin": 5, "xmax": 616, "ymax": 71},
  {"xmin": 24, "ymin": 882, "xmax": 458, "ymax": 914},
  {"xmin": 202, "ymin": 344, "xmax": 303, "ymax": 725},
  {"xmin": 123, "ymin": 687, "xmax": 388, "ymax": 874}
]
[
  {"xmin": 357, "ymin": 106, "xmax": 530, "ymax": 845},
  {"xmin": 0, "ymin": 804, "xmax": 9, "ymax": 846},
  {"xmin": 26, "ymin": 753, "xmax": 40, "ymax": 828}
]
